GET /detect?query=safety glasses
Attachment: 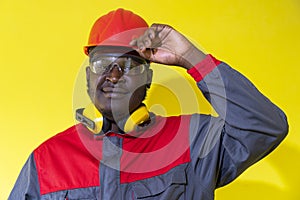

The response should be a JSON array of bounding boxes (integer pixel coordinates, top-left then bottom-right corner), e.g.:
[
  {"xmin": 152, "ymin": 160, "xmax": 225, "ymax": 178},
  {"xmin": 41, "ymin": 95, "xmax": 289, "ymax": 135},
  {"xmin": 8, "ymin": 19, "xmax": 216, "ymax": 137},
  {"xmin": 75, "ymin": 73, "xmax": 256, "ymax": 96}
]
[{"xmin": 89, "ymin": 55, "xmax": 149, "ymax": 76}]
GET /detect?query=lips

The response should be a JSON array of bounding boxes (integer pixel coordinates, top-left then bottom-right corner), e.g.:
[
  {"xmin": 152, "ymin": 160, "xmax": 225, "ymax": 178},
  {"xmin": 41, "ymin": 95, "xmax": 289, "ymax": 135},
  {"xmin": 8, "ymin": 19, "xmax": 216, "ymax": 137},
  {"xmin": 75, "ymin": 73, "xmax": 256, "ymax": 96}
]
[{"xmin": 101, "ymin": 86, "xmax": 129, "ymax": 98}]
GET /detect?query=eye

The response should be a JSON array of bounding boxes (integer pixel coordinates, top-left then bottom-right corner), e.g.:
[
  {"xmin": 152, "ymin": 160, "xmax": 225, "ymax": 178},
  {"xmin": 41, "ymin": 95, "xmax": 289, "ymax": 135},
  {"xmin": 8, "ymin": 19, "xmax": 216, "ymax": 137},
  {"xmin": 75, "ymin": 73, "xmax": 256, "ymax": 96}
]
[
  {"xmin": 123, "ymin": 57, "xmax": 132, "ymax": 69},
  {"xmin": 90, "ymin": 61, "xmax": 105, "ymax": 74},
  {"xmin": 125, "ymin": 65, "xmax": 146, "ymax": 75},
  {"xmin": 90, "ymin": 59, "xmax": 115, "ymax": 74}
]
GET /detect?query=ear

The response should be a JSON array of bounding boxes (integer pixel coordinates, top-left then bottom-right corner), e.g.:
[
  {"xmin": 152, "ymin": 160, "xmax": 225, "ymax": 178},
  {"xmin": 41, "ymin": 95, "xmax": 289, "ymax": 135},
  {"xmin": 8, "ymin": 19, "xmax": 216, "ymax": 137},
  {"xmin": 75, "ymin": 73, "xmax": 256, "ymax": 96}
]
[
  {"xmin": 146, "ymin": 68, "xmax": 153, "ymax": 88},
  {"xmin": 86, "ymin": 66, "xmax": 91, "ymax": 93},
  {"xmin": 86, "ymin": 66, "xmax": 91, "ymax": 82}
]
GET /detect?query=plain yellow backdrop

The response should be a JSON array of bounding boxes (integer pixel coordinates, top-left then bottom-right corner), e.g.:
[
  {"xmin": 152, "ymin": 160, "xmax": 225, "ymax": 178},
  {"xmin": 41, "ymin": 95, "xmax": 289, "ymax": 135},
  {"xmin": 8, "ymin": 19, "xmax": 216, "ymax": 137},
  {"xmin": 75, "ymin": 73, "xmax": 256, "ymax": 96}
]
[{"xmin": 1, "ymin": 0, "xmax": 299, "ymax": 199}]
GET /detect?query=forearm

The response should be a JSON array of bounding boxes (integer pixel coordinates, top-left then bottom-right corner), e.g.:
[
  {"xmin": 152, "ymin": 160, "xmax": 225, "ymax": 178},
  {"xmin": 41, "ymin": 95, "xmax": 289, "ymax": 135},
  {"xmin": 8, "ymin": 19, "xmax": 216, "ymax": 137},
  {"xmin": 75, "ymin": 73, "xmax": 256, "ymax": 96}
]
[
  {"xmin": 187, "ymin": 55, "xmax": 288, "ymax": 186},
  {"xmin": 188, "ymin": 55, "xmax": 288, "ymax": 136},
  {"xmin": 178, "ymin": 44, "xmax": 207, "ymax": 70}
]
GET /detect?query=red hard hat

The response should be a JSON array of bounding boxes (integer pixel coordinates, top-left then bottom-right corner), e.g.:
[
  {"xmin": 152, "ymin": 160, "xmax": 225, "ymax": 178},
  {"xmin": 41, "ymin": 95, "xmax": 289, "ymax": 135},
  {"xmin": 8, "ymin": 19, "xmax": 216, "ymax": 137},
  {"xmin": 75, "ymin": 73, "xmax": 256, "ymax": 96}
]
[{"xmin": 84, "ymin": 8, "xmax": 149, "ymax": 55}]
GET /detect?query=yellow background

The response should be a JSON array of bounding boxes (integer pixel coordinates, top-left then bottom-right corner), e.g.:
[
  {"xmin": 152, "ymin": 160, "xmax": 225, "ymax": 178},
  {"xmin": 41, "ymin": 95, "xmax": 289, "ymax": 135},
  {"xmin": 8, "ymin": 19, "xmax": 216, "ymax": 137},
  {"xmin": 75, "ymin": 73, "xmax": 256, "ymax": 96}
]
[{"xmin": 1, "ymin": 0, "xmax": 299, "ymax": 199}]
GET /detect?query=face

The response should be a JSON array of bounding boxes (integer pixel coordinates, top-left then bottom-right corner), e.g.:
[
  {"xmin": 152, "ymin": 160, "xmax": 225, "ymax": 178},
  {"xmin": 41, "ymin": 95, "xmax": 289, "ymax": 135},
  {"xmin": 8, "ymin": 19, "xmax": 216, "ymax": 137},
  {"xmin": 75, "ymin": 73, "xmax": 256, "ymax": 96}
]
[{"xmin": 86, "ymin": 47, "xmax": 152, "ymax": 121}]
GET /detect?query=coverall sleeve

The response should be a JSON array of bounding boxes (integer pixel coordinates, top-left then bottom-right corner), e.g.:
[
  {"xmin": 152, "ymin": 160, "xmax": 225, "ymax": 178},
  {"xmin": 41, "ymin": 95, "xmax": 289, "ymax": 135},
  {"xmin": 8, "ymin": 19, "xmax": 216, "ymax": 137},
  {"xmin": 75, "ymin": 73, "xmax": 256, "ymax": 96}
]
[
  {"xmin": 8, "ymin": 153, "xmax": 41, "ymax": 200},
  {"xmin": 188, "ymin": 55, "xmax": 288, "ymax": 188}
]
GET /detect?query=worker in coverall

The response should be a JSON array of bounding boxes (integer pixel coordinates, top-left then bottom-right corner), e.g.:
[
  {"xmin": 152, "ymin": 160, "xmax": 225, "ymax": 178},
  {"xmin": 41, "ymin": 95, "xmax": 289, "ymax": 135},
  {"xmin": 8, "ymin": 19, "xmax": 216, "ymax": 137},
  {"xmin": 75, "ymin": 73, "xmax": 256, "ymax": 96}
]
[{"xmin": 9, "ymin": 8, "xmax": 288, "ymax": 200}]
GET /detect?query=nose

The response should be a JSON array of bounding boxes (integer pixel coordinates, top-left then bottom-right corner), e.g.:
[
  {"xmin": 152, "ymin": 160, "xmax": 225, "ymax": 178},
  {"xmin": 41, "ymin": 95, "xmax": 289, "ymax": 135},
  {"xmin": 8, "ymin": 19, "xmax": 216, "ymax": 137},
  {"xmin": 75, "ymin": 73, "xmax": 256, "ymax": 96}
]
[{"xmin": 105, "ymin": 63, "xmax": 125, "ymax": 84}]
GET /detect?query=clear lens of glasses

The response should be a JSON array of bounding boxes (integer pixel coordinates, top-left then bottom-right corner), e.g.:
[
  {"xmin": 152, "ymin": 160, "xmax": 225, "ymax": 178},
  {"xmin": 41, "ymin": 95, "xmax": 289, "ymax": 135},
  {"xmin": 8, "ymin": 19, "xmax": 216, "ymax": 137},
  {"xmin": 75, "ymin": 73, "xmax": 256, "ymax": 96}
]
[{"xmin": 90, "ymin": 56, "xmax": 149, "ymax": 75}]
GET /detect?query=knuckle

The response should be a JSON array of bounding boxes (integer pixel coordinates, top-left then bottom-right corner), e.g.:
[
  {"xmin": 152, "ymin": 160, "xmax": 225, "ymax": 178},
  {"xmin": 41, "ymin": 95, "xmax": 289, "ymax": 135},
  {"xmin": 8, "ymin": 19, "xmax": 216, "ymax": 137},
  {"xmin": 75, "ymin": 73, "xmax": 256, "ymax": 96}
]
[{"xmin": 144, "ymin": 38, "xmax": 151, "ymax": 47}]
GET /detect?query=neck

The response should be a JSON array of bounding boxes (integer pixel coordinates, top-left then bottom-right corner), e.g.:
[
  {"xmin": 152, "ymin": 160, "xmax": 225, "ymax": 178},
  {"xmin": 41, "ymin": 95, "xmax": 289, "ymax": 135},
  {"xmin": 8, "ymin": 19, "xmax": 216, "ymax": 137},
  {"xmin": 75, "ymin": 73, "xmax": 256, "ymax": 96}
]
[{"xmin": 110, "ymin": 122, "xmax": 121, "ymax": 133}]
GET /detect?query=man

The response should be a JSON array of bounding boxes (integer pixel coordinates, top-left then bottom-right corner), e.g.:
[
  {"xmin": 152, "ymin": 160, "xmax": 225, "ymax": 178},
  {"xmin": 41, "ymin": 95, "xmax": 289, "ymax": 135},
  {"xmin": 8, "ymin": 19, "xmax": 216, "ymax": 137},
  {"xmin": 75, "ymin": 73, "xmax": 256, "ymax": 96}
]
[{"xmin": 9, "ymin": 8, "xmax": 288, "ymax": 200}]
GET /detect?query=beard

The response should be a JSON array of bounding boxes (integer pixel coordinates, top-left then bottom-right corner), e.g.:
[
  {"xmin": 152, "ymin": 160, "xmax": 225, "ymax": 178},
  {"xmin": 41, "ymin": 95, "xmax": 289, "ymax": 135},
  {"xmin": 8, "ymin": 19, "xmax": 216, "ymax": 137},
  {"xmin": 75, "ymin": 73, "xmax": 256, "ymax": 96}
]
[{"xmin": 92, "ymin": 85, "xmax": 148, "ymax": 122}]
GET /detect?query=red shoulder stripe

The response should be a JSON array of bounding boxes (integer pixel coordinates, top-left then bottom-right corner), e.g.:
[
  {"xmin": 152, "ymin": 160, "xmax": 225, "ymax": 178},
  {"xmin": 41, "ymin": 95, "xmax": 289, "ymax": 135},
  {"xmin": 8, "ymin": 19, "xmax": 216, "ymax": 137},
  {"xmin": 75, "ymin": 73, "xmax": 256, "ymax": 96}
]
[{"xmin": 34, "ymin": 124, "xmax": 101, "ymax": 195}]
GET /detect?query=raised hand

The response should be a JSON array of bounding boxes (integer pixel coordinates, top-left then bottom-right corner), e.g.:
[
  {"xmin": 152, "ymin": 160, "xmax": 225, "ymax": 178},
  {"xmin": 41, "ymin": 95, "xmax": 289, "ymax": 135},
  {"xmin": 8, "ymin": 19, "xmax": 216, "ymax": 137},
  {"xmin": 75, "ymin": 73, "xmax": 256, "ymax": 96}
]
[{"xmin": 129, "ymin": 23, "xmax": 206, "ymax": 69}]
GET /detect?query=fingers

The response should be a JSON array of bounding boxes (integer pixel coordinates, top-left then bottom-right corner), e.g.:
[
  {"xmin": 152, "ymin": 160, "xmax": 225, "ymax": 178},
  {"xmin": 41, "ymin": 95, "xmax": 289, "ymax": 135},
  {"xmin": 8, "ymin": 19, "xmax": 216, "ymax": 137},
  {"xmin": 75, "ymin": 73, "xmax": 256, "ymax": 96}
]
[
  {"xmin": 150, "ymin": 23, "xmax": 173, "ymax": 32},
  {"xmin": 129, "ymin": 24, "xmax": 174, "ymax": 61},
  {"xmin": 130, "ymin": 28, "xmax": 157, "ymax": 52},
  {"xmin": 150, "ymin": 23, "xmax": 174, "ymax": 39},
  {"xmin": 130, "ymin": 24, "xmax": 175, "ymax": 49}
]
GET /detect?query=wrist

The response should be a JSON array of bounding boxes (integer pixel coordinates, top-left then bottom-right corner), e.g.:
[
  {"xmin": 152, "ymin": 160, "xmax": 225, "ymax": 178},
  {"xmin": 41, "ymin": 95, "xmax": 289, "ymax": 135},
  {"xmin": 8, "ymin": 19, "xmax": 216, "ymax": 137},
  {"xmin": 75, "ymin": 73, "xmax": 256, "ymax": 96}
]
[
  {"xmin": 187, "ymin": 54, "xmax": 221, "ymax": 82},
  {"xmin": 179, "ymin": 46, "xmax": 207, "ymax": 70}
]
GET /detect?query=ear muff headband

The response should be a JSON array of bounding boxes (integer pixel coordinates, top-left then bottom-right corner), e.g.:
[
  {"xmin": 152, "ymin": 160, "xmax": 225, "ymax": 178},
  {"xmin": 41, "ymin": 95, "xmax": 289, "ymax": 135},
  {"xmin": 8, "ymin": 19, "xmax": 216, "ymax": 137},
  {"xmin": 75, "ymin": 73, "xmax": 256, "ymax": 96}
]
[{"xmin": 76, "ymin": 103, "xmax": 150, "ymax": 134}]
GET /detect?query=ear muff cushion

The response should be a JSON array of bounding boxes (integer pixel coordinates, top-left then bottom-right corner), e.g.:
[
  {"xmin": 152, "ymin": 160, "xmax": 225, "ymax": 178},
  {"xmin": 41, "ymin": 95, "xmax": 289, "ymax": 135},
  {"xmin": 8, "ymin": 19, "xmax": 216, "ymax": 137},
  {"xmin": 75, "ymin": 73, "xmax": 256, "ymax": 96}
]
[
  {"xmin": 124, "ymin": 105, "xmax": 150, "ymax": 132},
  {"xmin": 82, "ymin": 103, "xmax": 104, "ymax": 133}
]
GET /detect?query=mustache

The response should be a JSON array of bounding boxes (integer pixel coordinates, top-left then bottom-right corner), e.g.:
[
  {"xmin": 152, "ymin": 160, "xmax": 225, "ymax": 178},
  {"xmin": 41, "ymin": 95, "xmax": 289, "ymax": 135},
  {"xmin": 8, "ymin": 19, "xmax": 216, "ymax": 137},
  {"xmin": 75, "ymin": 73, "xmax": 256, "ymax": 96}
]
[{"xmin": 98, "ymin": 82, "xmax": 129, "ymax": 93}]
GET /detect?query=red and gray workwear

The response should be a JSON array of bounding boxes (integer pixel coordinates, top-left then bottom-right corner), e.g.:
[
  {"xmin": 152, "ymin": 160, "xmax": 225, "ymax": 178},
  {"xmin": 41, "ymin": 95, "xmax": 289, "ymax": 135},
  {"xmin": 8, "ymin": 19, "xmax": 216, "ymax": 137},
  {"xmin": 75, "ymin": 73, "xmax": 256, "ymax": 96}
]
[{"xmin": 9, "ymin": 55, "xmax": 288, "ymax": 200}]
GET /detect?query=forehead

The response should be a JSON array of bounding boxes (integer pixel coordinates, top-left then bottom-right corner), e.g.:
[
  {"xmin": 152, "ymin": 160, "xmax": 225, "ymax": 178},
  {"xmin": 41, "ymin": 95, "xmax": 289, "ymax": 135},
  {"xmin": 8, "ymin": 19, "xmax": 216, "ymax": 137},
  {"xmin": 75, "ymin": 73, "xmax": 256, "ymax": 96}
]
[
  {"xmin": 89, "ymin": 46, "xmax": 148, "ymax": 64},
  {"xmin": 89, "ymin": 46, "xmax": 140, "ymax": 58}
]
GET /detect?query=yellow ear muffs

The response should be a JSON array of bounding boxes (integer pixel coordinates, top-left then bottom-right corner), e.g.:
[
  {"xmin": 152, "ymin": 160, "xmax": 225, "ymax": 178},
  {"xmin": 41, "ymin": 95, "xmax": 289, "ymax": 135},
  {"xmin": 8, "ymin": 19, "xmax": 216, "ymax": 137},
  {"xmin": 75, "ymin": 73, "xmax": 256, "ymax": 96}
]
[
  {"xmin": 75, "ymin": 104, "xmax": 104, "ymax": 134},
  {"xmin": 76, "ymin": 103, "xmax": 150, "ymax": 134},
  {"xmin": 82, "ymin": 103, "xmax": 104, "ymax": 133},
  {"xmin": 123, "ymin": 105, "xmax": 150, "ymax": 133}
]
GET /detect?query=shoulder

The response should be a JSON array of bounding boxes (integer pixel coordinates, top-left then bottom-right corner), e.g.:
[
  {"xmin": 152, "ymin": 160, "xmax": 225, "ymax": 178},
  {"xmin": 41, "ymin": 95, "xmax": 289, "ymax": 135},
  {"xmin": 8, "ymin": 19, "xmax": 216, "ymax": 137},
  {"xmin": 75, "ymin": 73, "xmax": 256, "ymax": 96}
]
[
  {"xmin": 34, "ymin": 125, "xmax": 79, "ymax": 152},
  {"xmin": 32, "ymin": 124, "xmax": 100, "ymax": 195},
  {"xmin": 33, "ymin": 124, "xmax": 94, "ymax": 161}
]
